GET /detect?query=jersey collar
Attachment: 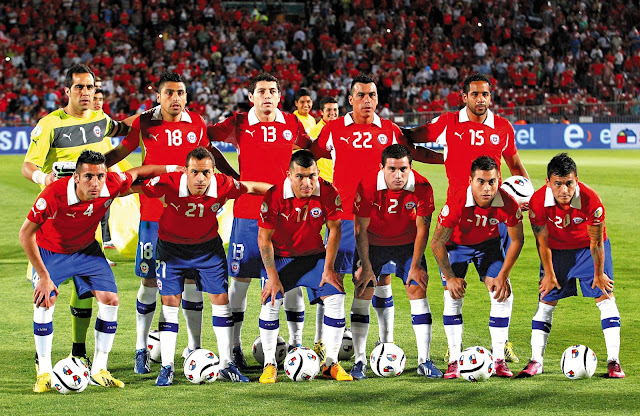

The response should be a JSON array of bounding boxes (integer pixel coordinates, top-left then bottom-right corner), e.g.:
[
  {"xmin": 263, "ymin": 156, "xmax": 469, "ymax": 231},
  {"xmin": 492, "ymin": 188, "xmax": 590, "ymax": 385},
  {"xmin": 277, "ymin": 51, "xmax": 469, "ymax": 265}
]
[
  {"xmin": 248, "ymin": 107, "xmax": 286, "ymax": 126},
  {"xmin": 67, "ymin": 177, "xmax": 110, "ymax": 205},
  {"xmin": 376, "ymin": 170, "xmax": 416, "ymax": 192},
  {"xmin": 151, "ymin": 105, "xmax": 193, "ymax": 123},
  {"xmin": 465, "ymin": 185, "xmax": 505, "ymax": 207},
  {"xmin": 459, "ymin": 107, "xmax": 495, "ymax": 129},
  {"xmin": 179, "ymin": 173, "xmax": 218, "ymax": 198},
  {"xmin": 544, "ymin": 184, "xmax": 582, "ymax": 209},
  {"xmin": 344, "ymin": 112, "xmax": 382, "ymax": 128},
  {"xmin": 283, "ymin": 177, "xmax": 321, "ymax": 199}
]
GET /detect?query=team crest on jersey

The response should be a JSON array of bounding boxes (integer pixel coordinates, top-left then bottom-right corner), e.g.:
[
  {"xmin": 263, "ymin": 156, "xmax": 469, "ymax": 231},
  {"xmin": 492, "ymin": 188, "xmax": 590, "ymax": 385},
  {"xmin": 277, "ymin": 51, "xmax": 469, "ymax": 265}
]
[
  {"xmin": 594, "ymin": 207, "xmax": 603, "ymax": 218},
  {"xmin": 93, "ymin": 125, "xmax": 102, "ymax": 137},
  {"xmin": 515, "ymin": 209, "xmax": 522, "ymax": 220},
  {"xmin": 36, "ymin": 198, "xmax": 47, "ymax": 211},
  {"xmin": 311, "ymin": 207, "xmax": 323, "ymax": 218},
  {"xmin": 529, "ymin": 210, "xmax": 536, "ymax": 219},
  {"xmin": 118, "ymin": 172, "xmax": 127, "ymax": 181},
  {"xmin": 140, "ymin": 262, "xmax": 149, "ymax": 274},
  {"xmin": 211, "ymin": 203, "xmax": 221, "ymax": 212},
  {"xmin": 234, "ymin": 179, "xmax": 241, "ymax": 189},
  {"xmin": 489, "ymin": 218, "xmax": 499, "ymax": 225},
  {"xmin": 490, "ymin": 134, "xmax": 500, "ymax": 145},
  {"xmin": 377, "ymin": 134, "xmax": 388, "ymax": 145},
  {"xmin": 261, "ymin": 202, "xmax": 268, "ymax": 213},
  {"xmin": 156, "ymin": 279, "xmax": 162, "ymax": 290},
  {"xmin": 187, "ymin": 132, "xmax": 197, "ymax": 143},
  {"xmin": 230, "ymin": 261, "xmax": 240, "ymax": 273},
  {"xmin": 405, "ymin": 201, "xmax": 416, "ymax": 210},
  {"xmin": 283, "ymin": 130, "xmax": 293, "ymax": 141},
  {"xmin": 440, "ymin": 204, "xmax": 450, "ymax": 217},
  {"xmin": 573, "ymin": 217, "xmax": 584, "ymax": 224},
  {"xmin": 104, "ymin": 199, "xmax": 113, "ymax": 208},
  {"xmin": 335, "ymin": 195, "xmax": 342, "ymax": 207},
  {"xmin": 31, "ymin": 125, "xmax": 42, "ymax": 138}
]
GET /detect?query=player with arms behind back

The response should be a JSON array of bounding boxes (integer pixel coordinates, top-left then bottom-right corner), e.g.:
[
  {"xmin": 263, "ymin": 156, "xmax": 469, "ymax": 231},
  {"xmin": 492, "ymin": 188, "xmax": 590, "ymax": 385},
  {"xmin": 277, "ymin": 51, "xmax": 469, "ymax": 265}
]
[
  {"xmin": 431, "ymin": 156, "xmax": 524, "ymax": 379},
  {"xmin": 517, "ymin": 153, "xmax": 624, "ymax": 379}
]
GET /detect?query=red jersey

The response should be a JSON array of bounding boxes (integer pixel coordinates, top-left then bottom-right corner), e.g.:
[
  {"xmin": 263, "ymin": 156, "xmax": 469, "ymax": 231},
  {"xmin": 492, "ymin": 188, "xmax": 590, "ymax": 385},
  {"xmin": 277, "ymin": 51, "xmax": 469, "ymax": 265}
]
[
  {"xmin": 142, "ymin": 172, "xmax": 246, "ymax": 245},
  {"xmin": 121, "ymin": 106, "xmax": 210, "ymax": 222},
  {"xmin": 354, "ymin": 169, "xmax": 435, "ymax": 246},
  {"xmin": 438, "ymin": 187, "xmax": 522, "ymax": 246},
  {"xmin": 314, "ymin": 112, "xmax": 410, "ymax": 220},
  {"xmin": 529, "ymin": 182, "xmax": 607, "ymax": 250},
  {"xmin": 423, "ymin": 109, "xmax": 517, "ymax": 199},
  {"xmin": 27, "ymin": 172, "xmax": 133, "ymax": 254},
  {"xmin": 258, "ymin": 178, "xmax": 342, "ymax": 257},
  {"xmin": 208, "ymin": 108, "xmax": 311, "ymax": 220}
]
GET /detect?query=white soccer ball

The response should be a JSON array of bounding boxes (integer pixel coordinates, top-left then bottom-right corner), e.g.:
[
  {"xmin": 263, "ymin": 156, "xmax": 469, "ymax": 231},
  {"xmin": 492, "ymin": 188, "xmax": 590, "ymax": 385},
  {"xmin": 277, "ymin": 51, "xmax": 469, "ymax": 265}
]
[
  {"xmin": 284, "ymin": 346, "xmax": 321, "ymax": 381},
  {"xmin": 252, "ymin": 335, "xmax": 288, "ymax": 366},
  {"xmin": 458, "ymin": 346, "xmax": 494, "ymax": 382},
  {"xmin": 369, "ymin": 343, "xmax": 406, "ymax": 377},
  {"xmin": 183, "ymin": 349, "xmax": 220, "ymax": 384},
  {"xmin": 52, "ymin": 357, "xmax": 89, "ymax": 394},
  {"xmin": 561, "ymin": 344, "xmax": 597, "ymax": 379},
  {"xmin": 338, "ymin": 327, "xmax": 355, "ymax": 361},
  {"xmin": 147, "ymin": 329, "xmax": 161, "ymax": 363},
  {"xmin": 501, "ymin": 175, "xmax": 535, "ymax": 205}
]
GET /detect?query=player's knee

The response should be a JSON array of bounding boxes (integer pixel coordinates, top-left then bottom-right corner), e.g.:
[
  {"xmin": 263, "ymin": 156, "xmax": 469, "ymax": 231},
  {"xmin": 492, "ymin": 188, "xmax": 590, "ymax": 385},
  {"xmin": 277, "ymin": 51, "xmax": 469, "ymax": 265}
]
[
  {"xmin": 161, "ymin": 295, "xmax": 181, "ymax": 307},
  {"xmin": 405, "ymin": 284, "xmax": 426, "ymax": 300},
  {"xmin": 95, "ymin": 292, "xmax": 119, "ymax": 306},
  {"xmin": 377, "ymin": 274, "xmax": 392, "ymax": 285},
  {"xmin": 209, "ymin": 293, "xmax": 228, "ymax": 305},
  {"xmin": 354, "ymin": 287, "xmax": 374, "ymax": 301},
  {"xmin": 142, "ymin": 277, "xmax": 157, "ymax": 288}
]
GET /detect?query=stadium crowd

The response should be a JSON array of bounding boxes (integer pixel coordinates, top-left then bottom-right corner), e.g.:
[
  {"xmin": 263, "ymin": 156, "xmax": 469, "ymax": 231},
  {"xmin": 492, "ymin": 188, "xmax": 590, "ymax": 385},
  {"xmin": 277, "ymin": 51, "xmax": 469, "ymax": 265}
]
[{"xmin": 2, "ymin": 0, "xmax": 640, "ymax": 126}]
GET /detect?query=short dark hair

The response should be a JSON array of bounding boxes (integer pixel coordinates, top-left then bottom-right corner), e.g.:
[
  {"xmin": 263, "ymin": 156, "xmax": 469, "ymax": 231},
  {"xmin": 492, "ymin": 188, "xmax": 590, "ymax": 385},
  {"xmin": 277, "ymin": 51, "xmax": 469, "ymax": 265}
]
[
  {"xmin": 470, "ymin": 155, "xmax": 498, "ymax": 176},
  {"xmin": 350, "ymin": 74, "xmax": 376, "ymax": 95},
  {"xmin": 65, "ymin": 64, "xmax": 95, "ymax": 88},
  {"xmin": 158, "ymin": 72, "xmax": 186, "ymax": 92},
  {"xmin": 94, "ymin": 88, "xmax": 104, "ymax": 96},
  {"xmin": 463, "ymin": 74, "xmax": 491, "ymax": 94},
  {"xmin": 290, "ymin": 150, "xmax": 316, "ymax": 169},
  {"xmin": 294, "ymin": 88, "xmax": 312, "ymax": 102},
  {"xmin": 76, "ymin": 149, "xmax": 106, "ymax": 172},
  {"xmin": 547, "ymin": 152, "xmax": 577, "ymax": 178},
  {"xmin": 249, "ymin": 73, "xmax": 281, "ymax": 95},
  {"xmin": 186, "ymin": 146, "xmax": 215, "ymax": 167},
  {"xmin": 319, "ymin": 96, "xmax": 338, "ymax": 109},
  {"xmin": 381, "ymin": 144, "xmax": 412, "ymax": 167}
]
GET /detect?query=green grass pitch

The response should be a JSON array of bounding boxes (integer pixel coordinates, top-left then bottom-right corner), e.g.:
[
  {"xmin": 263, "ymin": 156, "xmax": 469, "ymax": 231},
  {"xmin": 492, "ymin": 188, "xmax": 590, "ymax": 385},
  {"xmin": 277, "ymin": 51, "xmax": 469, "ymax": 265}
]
[{"xmin": 1, "ymin": 150, "xmax": 639, "ymax": 415}]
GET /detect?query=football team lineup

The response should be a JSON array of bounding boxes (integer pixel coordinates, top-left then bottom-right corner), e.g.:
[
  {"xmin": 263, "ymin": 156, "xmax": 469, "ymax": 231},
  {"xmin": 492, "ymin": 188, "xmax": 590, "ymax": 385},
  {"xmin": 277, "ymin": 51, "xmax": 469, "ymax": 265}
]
[{"xmin": 16, "ymin": 66, "xmax": 630, "ymax": 400}]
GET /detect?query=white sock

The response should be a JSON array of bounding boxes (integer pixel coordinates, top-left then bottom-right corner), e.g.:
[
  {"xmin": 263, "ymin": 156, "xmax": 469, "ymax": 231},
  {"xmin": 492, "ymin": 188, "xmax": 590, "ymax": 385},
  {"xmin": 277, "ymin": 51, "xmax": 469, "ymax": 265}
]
[
  {"xmin": 211, "ymin": 303, "xmax": 234, "ymax": 367},
  {"xmin": 597, "ymin": 298, "xmax": 621, "ymax": 363},
  {"xmin": 181, "ymin": 283, "xmax": 203, "ymax": 351},
  {"xmin": 136, "ymin": 284, "xmax": 158, "ymax": 350},
  {"xmin": 315, "ymin": 303, "xmax": 325, "ymax": 343},
  {"xmin": 372, "ymin": 284, "xmax": 394, "ymax": 343},
  {"xmin": 410, "ymin": 298, "xmax": 432, "ymax": 364},
  {"xmin": 228, "ymin": 279, "xmax": 250, "ymax": 348},
  {"xmin": 284, "ymin": 287, "xmax": 305, "ymax": 346},
  {"xmin": 34, "ymin": 305, "xmax": 55, "ymax": 375},
  {"xmin": 350, "ymin": 298, "xmax": 370, "ymax": 365},
  {"xmin": 489, "ymin": 291, "xmax": 513, "ymax": 361},
  {"xmin": 159, "ymin": 305, "xmax": 179, "ymax": 370},
  {"xmin": 259, "ymin": 299, "xmax": 283, "ymax": 366},
  {"xmin": 93, "ymin": 302, "xmax": 118, "ymax": 374},
  {"xmin": 322, "ymin": 294, "xmax": 346, "ymax": 366},
  {"xmin": 443, "ymin": 290, "xmax": 464, "ymax": 362},
  {"xmin": 530, "ymin": 302, "xmax": 555, "ymax": 365}
]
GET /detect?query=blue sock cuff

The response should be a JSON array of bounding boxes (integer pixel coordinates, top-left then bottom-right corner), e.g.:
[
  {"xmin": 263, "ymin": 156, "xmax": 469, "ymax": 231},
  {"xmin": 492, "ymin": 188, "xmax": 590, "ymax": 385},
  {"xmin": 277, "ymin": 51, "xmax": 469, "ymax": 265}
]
[
  {"xmin": 411, "ymin": 313, "xmax": 433, "ymax": 325},
  {"xmin": 443, "ymin": 314, "xmax": 463, "ymax": 325},
  {"xmin": 372, "ymin": 295, "xmax": 394, "ymax": 308},
  {"xmin": 34, "ymin": 321, "xmax": 53, "ymax": 336},
  {"xmin": 95, "ymin": 318, "xmax": 118, "ymax": 334}
]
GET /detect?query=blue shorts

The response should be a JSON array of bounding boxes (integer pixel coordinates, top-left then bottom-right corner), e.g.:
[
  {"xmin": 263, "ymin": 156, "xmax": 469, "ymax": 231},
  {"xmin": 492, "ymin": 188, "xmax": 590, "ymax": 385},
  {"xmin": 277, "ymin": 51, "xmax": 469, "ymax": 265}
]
[
  {"xmin": 261, "ymin": 253, "xmax": 345, "ymax": 304},
  {"xmin": 540, "ymin": 239, "xmax": 614, "ymax": 302},
  {"xmin": 136, "ymin": 220, "xmax": 159, "ymax": 279},
  {"xmin": 34, "ymin": 241, "xmax": 117, "ymax": 298},
  {"xmin": 353, "ymin": 243, "xmax": 424, "ymax": 286},
  {"xmin": 156, "ymin": 237, "xmax": 228, "ymax": 296},
  {"xmin": 441, "ymin": 238, "xmax": 504, "ymax": 287},
  {"xmin": 499, "ymin": 222, "xmax": 511, "ymax": 255},
  {"xmin": 227, "ymin": 218, "xmax": 262, "ymax": 278},
  {"xmin": 326, "ymin": 219, "xmax": 395, "ymax": 275}
]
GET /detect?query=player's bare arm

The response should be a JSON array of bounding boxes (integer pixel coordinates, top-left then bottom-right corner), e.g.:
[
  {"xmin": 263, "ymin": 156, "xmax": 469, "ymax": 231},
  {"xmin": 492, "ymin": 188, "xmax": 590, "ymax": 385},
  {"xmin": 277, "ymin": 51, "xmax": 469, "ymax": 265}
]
[
  {"xmin": 309, "ymin": 138, "xmax": 331, "ymax": 160},
  {"xmin": 531, "ymin": 223, "xmax": 561, "ymax": 299},
  {"xmin": 258, "ymin": 227, "xmax": 284, "ymax": 305},
  {"xmin": 399, "ymin": 124, "xmax": 434, "ymax": 144},
  {"xmin": 240, "ymin": 181, "xmax": 272, "ymax": 196},
  {"xmin": 320, "ymin": 219, "xmax": 344, "ymax": 293},
  {"xmin": 104, "ymin": 143, "xmax": 134, "ymax": 168},
  {"xmin": 489, "ymin": 222, "xmax": 524, "ymax": 302},
  {"xmin": 431, "ymin": 223, "xmax": 466, "ymax": 299},
  {"xmin": 407, "ymin": 215, "xmax": 431, "ymax": 290},
  {"xmin": 504, "ymin": 153, "xmax": 530, "ymax": 180},
  {"xmin": 121, "ymin": 113, "xmax": 139, "ymax": 128},
  {"xmin": 588, "ymin": 222, "xmax": 612, "ymax": 298},
  {"xmin": 409, "ymin": 146, "xmax": 445, "ymax": 165},
  {"xmin": 19, "ymin": 219, "xmax": 59, "ymax": 308},
  {"xmin": 354, "ymin": 215, "xmax": 376, "ymax": 297},
  {"xmin": 207, "ymin": 144, "xmax": 240, "ymax": 179}
]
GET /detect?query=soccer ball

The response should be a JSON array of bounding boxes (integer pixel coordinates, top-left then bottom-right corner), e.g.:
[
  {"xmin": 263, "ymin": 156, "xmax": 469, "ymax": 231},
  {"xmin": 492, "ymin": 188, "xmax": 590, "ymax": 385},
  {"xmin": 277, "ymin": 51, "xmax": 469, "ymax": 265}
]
[
  {"xmin": 561, "ymin": 345, "xmax": 597, "ymax": 379},
  {"xmin": 501, "ymin": 175, "xmax": 535, "ymax": 205},
  {"xmin": 338, "ymin": 327, "xmax": 354, "ymax": 361},
  {"xmin": 458, "ymin": 346, "xmax": 494, "ymax": 382},
  {"xmin": 183, "ymin": 349, "xmax": 220, "ymax": 384},
  {"xmin": 252, "ymin": 335, "xmax": 288, "ymax": 366},
  {"xmin": 52, "ymin": 357, "xmax": 89, "ymax": 394},
  {"xmin": 284, "ymin": 346, "xmax": 320, "ymax": 381},
  {"xmin": 147, "ymin": 329, "xmax": 161, "ymax": 363},
  {"xmin": 369, "ymin": 343, "xmax": 406, "ymax": 377}
]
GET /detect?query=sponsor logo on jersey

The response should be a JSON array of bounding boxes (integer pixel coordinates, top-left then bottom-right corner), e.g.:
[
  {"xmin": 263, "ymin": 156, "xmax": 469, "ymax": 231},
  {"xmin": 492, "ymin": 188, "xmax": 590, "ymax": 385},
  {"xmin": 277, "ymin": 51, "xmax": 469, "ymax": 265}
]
[
  {"xmin": 283, "ymin": 130, "xmax": 293, "ymax": 141},
  {"xmin": 405, "ymin": 201, "xmax": 416, "ymax": 209},
  {"xmin": 104, "ymin": 199, "xmax": 113, "ymax": 208},
  {"xmin": 36, "ymin": 198, "xmax": 47, "ymax": 211},
  {"xmin": 211, "ymin": 202, "xmax": 221, "ymax": 212},
  {"xmin": 490, "ymin": 134, "xmax": 500, "ymax": 145},
  {"xmin": 140, "ymin": 262, "xmax": 149, "ymax": 274},
  {"xmin": 187, "ymin": 132, "xmax": 197, "ymax": 143},
  {"xmin": 594, "ymin": 207, "xmax": 603, "ymax": 218},
  {"xmin": 377, "ymin": 134, "xmax": 388, "ymax": 144},
  {"xmin": 440, "ymin": 204, "xmax": 450, "ymax": 217},
  {"xmin": 489, "ymin": 218, "xmax": 500, "ymax": 225},
  {"xmin": 573, "ymin": 217, "xmax": 584, "ymax": 224},
  {"xmin": 93, "ymin": 125, "xmax": 102, "ymax": 137},
  {"xmin": 310, "ymin": 207, "xmax": 322, "ymax": 218},
  {"xmin": 31, "ymin": 125, "xmax": 42, "ymax": 138},
  {"xmin": 261, "ymin": 202, "xmax": 268, "ymax": 213}
]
